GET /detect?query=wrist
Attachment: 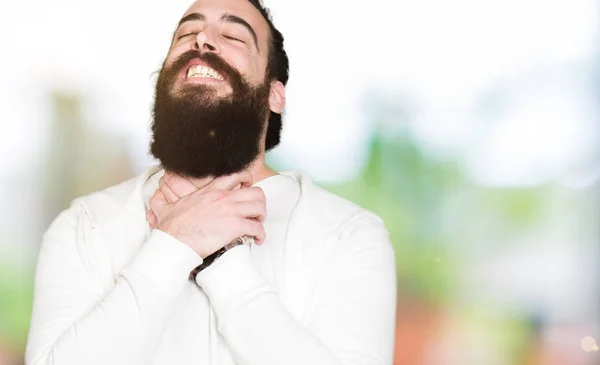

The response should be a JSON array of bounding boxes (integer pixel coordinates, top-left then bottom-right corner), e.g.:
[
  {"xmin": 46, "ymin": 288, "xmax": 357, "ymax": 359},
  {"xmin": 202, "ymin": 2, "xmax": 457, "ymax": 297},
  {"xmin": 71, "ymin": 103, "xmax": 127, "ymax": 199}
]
[
  {"xmin": 157, "ymin": 225, "xmax": 212, "ymax": 259},
  {"xmin": 189, "ymin": 236, "xmax": 254, "ymax": 282}
]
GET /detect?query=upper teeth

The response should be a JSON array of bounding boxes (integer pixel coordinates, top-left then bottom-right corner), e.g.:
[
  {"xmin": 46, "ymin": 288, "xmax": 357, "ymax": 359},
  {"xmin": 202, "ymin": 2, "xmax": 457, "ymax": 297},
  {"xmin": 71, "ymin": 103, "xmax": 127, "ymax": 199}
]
[{"xmin": 187, "ymin": 65, "xmax": 224, "ymax": 80}]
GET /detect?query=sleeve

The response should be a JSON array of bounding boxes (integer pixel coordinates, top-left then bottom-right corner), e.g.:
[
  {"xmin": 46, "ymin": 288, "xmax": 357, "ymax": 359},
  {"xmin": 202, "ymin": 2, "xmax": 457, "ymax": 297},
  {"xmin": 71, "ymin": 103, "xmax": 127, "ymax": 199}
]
[
  {"xmin": 195, "ymin": 214, "xmax": 397, "ymax": 365},
  {"xmin": 25, "ymin": 204, "xmax": 204, "ymax": 365}
]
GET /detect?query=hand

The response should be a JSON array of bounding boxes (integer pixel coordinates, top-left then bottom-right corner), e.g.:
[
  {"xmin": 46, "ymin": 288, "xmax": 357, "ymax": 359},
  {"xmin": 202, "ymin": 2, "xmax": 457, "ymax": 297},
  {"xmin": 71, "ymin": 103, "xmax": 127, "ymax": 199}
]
[
  {"xmin": 147, "ymin": 171, "xmax": 266, "ymax": 259},
  {"xmin": 147, "ymin": 170, "xmax": 249, "ymax": 227},
  {"xmin": 146, "ymin": 171, "xmax": 221, "ymax": 227}
]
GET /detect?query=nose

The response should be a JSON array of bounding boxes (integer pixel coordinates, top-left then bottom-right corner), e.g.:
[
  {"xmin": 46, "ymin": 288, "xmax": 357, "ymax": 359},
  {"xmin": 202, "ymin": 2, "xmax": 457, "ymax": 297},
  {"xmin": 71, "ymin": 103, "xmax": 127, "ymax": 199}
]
[{"xmin": 194, "ymin": 26, "xmax": 220, "ymax": 53}]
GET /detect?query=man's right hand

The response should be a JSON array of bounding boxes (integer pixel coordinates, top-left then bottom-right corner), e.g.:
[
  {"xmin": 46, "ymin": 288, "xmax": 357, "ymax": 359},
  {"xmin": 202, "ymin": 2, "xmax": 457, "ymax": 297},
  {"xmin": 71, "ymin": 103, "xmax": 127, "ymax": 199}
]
[{"xmin": 148, "ymin": 172, "xmax": 267, "ymax": 259}]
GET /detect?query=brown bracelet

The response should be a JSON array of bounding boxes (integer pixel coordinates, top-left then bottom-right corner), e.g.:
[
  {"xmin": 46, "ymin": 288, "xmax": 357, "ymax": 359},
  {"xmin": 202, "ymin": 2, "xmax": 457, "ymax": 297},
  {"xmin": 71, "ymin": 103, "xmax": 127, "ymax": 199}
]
[{"xmin": 188, "ymin": 236, "xmax": 254, "ymax": 281}]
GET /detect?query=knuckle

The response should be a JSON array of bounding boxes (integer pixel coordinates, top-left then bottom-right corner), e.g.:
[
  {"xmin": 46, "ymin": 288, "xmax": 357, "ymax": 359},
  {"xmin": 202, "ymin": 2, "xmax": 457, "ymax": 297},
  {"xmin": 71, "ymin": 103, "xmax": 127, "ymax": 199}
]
[
  {"xmin": 216, "ymin": 190, "xmax": 231, "ymax": 201},
  {"xmin": 213, "ymin": 190, "xmax": 230, "ymax": 202},
  {"xmin": 206, "ymin": 189, "xmax": 224, "ymax": 201},
  {"xmin": 252, "ymin": 220, "xmax": 264, "ymax": 233},
  {"xmin": 251, "ymin": 187, "xmax": 266, "ymax": 200},
  {"xmin": 149, "ymin": 191, "xmax": 162, "ymax": 206},
  {"xmin": 258, "ymin": 187, "xmax": 266, "ymax": 200},
  {"xmin": 159, "ymin": 185, "xmax": 169, "ymax": 196}
]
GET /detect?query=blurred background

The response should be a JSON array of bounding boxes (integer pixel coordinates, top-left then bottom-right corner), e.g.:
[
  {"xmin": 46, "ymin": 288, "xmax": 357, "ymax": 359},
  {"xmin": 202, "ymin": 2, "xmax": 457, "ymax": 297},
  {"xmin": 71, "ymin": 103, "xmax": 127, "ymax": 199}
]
[{"xmin": 1, "ymin": 0, "xmax": 599, "ymax": 364}]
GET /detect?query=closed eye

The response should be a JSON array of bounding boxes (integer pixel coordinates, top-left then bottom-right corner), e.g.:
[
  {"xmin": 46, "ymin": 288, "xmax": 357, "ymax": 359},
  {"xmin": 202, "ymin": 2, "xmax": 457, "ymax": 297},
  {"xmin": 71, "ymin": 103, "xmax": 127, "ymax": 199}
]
[
  {"xmin": 177, "ymin": 32, "xmax": 196, "ymax": 40},
  {"xmin": 224, "ymin": 35, "xmax": 245, "ymax": 43}
]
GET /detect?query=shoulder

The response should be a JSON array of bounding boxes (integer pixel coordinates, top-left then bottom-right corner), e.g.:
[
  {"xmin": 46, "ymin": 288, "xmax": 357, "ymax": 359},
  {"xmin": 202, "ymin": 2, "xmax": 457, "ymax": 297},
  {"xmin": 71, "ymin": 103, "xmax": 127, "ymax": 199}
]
[
  {"xmin": 58, "ymin": 166, "xmax": 160, "ymax": 229},
  {"xmin": 282, "ymin": 172, "xmax": 395, "ymax": 290},
  {"xmin": 283, "ymin": 171, "xmax": 390, "ymax": 244}
]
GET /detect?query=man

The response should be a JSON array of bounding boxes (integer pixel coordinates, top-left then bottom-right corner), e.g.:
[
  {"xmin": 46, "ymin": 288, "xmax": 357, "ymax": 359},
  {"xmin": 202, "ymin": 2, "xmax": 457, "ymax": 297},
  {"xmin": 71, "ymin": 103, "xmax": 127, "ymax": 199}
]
[{"xmin": 25, "ymin": 0, "xmax": 397, "ymax": 364}]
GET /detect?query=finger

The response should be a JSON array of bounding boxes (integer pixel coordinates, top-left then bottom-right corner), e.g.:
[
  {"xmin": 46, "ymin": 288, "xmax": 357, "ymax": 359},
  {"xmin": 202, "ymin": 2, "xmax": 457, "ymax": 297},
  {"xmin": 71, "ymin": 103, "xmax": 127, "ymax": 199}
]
[
  {"xmin": 237, "ymin": 218, "xmax": 266, "ymax": 245},
  {"xmin": 228, "ymin": 187, "xmax": 266, "ymax": 204},
  {"xmin": 159, "ymin": 177, "xmax": 180, "ymax": 203},
  {"xmin": 149, "ymin": 190, "xmax": 168, "ymax": 212},
  {"xmin": 234, "ymin": 201, "xmax": 267, "ymax": 223},
  {"xmin": 165, "ymin": 170, "xmax": 216, "ymax": 191},
  {"xmin": 146, "ymin": 210, "xmax": 158, "ymax": 229},
  {"xmin": 238, "ymin": 172, "xmax": 254, "ymax": 188},
  {"xmin": 163, "ymin": 172, "xmax": 203, "ymax": 198},
  {"xmin": 207, "ymin": 171, "xmax": 254, "ymax": 192}
]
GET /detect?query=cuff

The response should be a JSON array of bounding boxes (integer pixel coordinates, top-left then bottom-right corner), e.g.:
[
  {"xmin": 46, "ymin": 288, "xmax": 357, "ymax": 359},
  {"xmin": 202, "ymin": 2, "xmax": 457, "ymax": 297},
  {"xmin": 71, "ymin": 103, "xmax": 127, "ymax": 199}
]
[
  {"xmin": 195, "ymin": 244, "xmax": 267, "ymax": 311},
  {"xmin": 124, "ymin": 229, "xmax": 203, "ymax": 295}
]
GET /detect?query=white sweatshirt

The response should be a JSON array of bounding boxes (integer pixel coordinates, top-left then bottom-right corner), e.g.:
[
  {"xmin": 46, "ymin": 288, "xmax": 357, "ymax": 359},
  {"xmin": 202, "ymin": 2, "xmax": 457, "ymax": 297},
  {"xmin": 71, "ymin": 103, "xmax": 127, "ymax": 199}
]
[{"xmin": 26, "ymin": 166, "xmax": 397, "ymax": 365}]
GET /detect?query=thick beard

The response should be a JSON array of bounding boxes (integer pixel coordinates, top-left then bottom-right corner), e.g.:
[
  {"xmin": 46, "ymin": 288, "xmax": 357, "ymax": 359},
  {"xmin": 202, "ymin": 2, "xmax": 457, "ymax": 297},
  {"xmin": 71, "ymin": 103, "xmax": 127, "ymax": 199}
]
[{"xmin": 150, "ymin": 51, "xmax": 271, "ymax": 179}]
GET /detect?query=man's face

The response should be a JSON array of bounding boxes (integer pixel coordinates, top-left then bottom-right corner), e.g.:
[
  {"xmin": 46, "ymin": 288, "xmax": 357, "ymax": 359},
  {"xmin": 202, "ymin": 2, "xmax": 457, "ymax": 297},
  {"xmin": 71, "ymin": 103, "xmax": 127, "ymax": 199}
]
[
  {"xmin": 150, "ymin": 0, "xmax": 284, "ymax": 179},
  {"xmin": 166, "ymin": 0, "xmax": 271, "ymax": 100}
]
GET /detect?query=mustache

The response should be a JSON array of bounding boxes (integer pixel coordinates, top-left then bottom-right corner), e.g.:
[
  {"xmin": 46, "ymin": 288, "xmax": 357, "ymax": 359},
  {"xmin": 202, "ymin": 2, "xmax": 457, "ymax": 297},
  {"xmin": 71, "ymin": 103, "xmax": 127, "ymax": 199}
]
[{"xmin": 164, "ymin": 50, "xmax": 244, "ymax": 89}]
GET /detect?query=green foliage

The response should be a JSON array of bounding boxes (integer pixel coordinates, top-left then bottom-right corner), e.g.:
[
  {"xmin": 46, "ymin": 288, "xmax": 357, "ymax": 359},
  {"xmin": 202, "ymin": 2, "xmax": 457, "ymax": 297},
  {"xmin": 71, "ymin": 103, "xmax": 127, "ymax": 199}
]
[
  {"xmin": 323, "ymin": 130, "xmax": 548, "ymax": 307},
  {"xmin": 0, "ymin": 256, "xmax": 34, "ymax": 352},
  {"xmin": 323, "ymin": 133, "xmax": 463, "ymax": 304}
]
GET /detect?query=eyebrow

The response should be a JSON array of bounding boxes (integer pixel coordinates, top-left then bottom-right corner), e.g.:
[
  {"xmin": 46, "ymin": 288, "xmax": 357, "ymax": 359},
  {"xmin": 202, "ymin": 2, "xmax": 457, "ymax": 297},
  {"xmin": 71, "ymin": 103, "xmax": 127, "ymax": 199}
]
[{"xmin": 177, "ymin": 12, "xmax": 260, "ymax": 53}]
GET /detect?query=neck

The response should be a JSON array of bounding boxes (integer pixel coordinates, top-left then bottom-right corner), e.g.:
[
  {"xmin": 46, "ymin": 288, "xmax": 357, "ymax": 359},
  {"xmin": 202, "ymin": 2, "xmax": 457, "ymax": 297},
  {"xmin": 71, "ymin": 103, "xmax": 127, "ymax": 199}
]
[
  {"xmin": 245, "ymin": 154, "xmax": 279, "ymax": 185},
  {"xmin": 246, "ymin": 129, "xmax": 278, "ymax": 184}
]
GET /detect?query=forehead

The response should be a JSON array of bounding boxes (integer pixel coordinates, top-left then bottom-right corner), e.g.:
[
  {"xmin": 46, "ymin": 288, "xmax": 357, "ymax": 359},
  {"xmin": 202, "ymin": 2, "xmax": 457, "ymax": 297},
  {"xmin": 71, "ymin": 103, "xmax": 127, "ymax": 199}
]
[{"xmin": 182, "ymin": 0, "xmax": 269, "ymax": 45}]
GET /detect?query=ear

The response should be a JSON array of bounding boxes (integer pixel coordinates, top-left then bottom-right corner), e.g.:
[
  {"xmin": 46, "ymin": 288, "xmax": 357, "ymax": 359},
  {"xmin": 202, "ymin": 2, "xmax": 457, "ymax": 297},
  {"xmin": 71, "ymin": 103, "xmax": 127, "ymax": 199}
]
[{"xmin": 268, "ymin": 80, "xmax": 286, "ymax": 114}]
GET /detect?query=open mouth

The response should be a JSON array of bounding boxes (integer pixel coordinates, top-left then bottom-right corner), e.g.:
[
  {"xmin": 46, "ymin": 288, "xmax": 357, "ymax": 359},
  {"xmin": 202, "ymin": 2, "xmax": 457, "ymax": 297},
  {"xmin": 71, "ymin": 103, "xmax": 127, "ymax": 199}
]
[
  {"xmin": 187, "ymin": 65, "xmax": 224, "ymax": 80},
  {"xmin": 181, "ymin": 59, "xmax": 226, "ymax": 81}
]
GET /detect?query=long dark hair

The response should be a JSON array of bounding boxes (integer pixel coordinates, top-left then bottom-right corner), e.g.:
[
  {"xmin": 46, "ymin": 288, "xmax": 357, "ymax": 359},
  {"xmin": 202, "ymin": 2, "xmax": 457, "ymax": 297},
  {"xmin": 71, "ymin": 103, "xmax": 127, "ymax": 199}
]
[{"xmin": 247, "ymin": 0, "xmax": 289, "ymax": 151}]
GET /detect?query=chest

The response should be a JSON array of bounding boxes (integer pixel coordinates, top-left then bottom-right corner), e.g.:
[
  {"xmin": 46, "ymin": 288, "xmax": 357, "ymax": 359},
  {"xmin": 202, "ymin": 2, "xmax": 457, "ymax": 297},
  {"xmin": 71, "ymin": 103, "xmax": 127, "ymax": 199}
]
[{"xmin": 150, "ymin": 243, "xmax": 285, "ymax": 365}]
